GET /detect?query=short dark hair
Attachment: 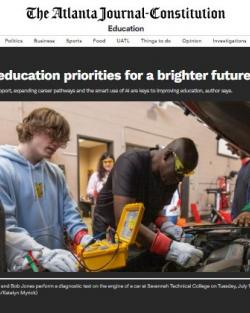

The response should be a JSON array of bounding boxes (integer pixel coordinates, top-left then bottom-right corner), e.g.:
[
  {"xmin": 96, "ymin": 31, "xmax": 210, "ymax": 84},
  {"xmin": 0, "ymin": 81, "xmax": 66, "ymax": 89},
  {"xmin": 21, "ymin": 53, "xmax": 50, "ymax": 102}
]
[{"xmin": 166, "ymin": 137, "xmax": 198, "ymax": 171}]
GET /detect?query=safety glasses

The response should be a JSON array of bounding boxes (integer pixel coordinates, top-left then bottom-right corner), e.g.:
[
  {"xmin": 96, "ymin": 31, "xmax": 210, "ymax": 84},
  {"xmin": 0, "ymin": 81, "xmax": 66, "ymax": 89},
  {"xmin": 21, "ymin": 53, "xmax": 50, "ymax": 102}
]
[
  {"xmin": 103, "ymin": 159, "xmax": 114, "ymax": 165},
  {"xmin": 171, "ymin": 151, "xmax": 194, "ymax": 177}
]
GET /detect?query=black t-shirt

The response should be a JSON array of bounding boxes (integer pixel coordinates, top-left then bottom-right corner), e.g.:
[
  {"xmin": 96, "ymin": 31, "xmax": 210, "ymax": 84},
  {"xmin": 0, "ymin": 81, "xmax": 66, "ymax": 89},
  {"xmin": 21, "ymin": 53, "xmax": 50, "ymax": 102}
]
[
  {"xmin": 93, "ymin": 150, "xmax": 178, "ymax": 234},
  {"xmin": 231, "ymin": 160, "xmax": 250, "ymax": 219}
]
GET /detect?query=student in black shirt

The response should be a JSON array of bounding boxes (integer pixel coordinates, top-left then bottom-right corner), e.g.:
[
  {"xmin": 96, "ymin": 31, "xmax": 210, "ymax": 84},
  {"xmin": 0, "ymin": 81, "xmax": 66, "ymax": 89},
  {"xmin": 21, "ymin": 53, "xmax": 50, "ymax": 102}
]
[{"xmin": 93, "ymin": 137, "xmax": 203, "ymax": 268}]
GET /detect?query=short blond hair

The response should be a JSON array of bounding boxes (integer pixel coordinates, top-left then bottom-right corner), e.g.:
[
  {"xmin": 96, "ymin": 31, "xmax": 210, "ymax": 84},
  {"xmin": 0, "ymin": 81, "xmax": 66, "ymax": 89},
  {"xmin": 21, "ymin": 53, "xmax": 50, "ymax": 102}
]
[{"xmin": 16, "ymin": 108, "xmax": 70, "ymax": 145}]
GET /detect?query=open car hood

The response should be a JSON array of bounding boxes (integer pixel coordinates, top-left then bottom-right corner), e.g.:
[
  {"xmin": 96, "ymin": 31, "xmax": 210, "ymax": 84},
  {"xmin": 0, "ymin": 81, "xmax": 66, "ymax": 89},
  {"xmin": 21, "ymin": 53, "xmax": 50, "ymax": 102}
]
[{"xmin": 180, "ymin": 101, "xmax": 250, "ymax": 154}]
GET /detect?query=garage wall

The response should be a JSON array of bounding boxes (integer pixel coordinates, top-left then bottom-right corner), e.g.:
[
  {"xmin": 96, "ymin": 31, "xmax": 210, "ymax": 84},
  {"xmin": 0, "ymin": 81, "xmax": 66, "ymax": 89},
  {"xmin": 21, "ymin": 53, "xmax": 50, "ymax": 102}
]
[{"xmin": 0, "ymin": 102, "xmax": 240, "ymax": 215}]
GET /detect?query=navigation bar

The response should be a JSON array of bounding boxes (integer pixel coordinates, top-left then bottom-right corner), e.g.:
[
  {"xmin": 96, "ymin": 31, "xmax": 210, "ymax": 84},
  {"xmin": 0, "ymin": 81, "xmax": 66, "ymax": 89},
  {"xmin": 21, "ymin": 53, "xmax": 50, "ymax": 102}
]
[{"xmin": 1, "ymin": 36, "xmax": 250, "ymax": 47}]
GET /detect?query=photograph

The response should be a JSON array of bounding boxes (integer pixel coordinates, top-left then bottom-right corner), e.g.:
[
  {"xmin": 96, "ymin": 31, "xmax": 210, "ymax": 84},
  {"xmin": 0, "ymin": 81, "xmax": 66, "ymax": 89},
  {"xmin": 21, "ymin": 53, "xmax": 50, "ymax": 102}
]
[{"xmin": 1, "ymin": 101, "xmax": 249, "ymax": 274}]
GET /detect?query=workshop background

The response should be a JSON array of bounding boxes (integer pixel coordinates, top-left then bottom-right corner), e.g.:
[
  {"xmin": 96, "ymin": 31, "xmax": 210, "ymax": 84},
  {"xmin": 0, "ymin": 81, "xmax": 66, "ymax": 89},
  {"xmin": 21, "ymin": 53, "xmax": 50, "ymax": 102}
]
[{"xmin": 0, "ymin": 101, "xmax": 240, "ymax": 219}]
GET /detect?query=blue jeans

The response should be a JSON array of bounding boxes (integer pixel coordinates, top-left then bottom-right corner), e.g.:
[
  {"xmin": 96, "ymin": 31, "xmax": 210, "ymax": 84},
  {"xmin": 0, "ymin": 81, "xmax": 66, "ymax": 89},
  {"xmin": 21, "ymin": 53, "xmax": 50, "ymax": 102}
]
[{"xmin": 167, "ymin": 216, "xmax": 178, "ymax": 224}]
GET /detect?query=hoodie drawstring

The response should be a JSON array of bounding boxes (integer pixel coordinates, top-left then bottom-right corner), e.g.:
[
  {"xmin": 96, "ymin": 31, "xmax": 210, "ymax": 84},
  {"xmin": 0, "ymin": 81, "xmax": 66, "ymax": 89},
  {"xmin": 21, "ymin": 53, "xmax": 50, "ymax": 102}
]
[
  {"xmin": 28, "ymin": 162, "xmax": 37, "ymax": 200},
  {"xmin": 27, "ymin": 161, "xmax": 47, "ymax": 228}
]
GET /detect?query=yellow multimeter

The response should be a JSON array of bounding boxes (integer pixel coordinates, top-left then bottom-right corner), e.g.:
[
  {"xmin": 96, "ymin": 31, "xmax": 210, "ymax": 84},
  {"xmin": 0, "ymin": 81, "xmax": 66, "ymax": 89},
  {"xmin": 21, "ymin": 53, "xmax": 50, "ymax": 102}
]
[
  {"xmin": 116, "ymin": 202, "xmax": 144, "ymax": 245},
  {"xmin": 76, "ymin": 203, "xmax": 144, "ymax": 272}
]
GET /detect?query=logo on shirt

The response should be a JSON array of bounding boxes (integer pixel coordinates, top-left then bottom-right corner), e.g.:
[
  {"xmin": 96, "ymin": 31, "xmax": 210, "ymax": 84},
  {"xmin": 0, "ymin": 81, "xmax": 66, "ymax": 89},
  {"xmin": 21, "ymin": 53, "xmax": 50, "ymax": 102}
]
[{"xmin": 34, "ymin": 183, "xmax": 43, "ymax": 199}]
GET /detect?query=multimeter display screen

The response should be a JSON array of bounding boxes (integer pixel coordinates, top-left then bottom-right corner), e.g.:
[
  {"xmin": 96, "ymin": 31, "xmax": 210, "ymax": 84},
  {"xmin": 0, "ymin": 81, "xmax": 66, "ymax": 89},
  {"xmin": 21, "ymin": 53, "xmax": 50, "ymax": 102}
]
[{"xmin": 120, "ymin": 211, "xmax": 138, "ymax": 240}]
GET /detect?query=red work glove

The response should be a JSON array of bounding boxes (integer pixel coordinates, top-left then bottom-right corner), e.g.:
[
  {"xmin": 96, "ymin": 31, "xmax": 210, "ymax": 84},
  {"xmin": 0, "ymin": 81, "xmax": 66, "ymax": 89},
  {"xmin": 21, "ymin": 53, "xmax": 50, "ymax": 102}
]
[
  {"xmin": 74, "ymin": 230, "xmax": 93, "ymax": 247},
  {"xmin": 150, "ymin": 231, "xmax": 172, "ymax": 256}
]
